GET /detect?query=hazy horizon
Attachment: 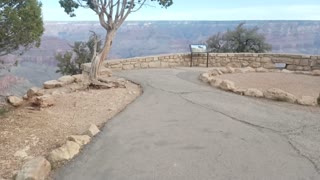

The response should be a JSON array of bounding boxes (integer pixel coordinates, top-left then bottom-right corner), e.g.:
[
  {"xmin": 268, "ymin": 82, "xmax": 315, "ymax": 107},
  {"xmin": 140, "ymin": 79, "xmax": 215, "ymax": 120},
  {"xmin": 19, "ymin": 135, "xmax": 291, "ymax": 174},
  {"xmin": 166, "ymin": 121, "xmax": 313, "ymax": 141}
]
[{"xmin": 42, "ymin": 0, "xmax": 320, "ymax": 21}]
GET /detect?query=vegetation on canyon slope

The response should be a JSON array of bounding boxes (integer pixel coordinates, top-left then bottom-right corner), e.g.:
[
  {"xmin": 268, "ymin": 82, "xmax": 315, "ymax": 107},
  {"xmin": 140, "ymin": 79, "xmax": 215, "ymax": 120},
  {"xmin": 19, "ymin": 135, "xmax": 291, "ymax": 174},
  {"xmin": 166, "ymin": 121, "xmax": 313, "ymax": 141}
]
[{"xmin": 206, "ymin": 22, "xmax": 272, "ymax": 53}]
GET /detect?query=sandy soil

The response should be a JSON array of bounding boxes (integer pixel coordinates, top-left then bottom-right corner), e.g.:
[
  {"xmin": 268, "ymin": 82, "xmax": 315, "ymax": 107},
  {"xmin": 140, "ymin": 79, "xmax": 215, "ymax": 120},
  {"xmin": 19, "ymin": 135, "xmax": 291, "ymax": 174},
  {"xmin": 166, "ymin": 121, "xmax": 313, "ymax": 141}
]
[
  {"xmin": 218, "ymin": 72, "xmax": 320, "ymax": 98},
  {"xmin": 0, "ymin": 80, "xmax": 141, "ymax": 179}
]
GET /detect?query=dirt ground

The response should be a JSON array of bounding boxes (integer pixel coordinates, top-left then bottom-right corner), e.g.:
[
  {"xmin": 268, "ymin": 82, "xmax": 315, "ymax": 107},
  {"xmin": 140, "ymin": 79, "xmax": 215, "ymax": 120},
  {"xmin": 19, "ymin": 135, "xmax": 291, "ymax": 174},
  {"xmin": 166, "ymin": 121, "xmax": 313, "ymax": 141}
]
[
  {"xmin": 0, "ymin": 79, "xmax": 141, "ymax": 179},
  {"xmin": 219, "ymin": 72, "xmax": 320, "ymax": 98}
]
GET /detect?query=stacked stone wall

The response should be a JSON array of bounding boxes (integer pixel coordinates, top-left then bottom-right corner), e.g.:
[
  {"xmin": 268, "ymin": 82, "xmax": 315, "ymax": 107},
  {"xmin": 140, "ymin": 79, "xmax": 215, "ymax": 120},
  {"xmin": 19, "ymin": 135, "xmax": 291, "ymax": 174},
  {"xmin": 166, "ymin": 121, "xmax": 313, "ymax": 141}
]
[{"xmin": 82, "ymin": 53, "xmax": 320, "ymax": 73}]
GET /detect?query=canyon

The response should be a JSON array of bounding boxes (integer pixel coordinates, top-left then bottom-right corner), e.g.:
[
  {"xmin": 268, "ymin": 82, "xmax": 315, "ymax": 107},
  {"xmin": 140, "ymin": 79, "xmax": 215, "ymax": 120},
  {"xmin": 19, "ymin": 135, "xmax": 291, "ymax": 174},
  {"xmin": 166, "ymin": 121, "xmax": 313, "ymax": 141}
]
[{"xmin": 1, "ymin": 20, "xmax": 320, "ymax": 97}]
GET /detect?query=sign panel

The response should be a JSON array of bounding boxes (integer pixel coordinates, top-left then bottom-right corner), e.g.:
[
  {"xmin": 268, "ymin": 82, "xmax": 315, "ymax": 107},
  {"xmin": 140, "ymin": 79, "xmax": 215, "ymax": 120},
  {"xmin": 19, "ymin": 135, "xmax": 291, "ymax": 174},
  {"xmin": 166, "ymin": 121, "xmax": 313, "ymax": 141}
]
[
  {"xmin": 190, "ymin": 44, "xmax": 207, "ymax": 53},
  {"xmin": 275, "ymin": 63, "xmax": 286, "ymax": 68}
]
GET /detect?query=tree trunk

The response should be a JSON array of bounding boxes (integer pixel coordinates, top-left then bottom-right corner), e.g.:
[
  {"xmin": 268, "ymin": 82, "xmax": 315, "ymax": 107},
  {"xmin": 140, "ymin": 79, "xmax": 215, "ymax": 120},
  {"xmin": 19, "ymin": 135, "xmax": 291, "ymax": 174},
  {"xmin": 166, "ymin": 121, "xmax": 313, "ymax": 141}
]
[{"xmin": 89, "ymin": 29, "xmax": 116, "ymax": 82}]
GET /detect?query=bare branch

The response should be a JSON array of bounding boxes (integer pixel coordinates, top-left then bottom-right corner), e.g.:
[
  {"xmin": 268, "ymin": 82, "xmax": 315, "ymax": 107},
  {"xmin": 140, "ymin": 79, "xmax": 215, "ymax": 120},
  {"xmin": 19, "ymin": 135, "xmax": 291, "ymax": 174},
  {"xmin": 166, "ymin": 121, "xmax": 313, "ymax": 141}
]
[
  {"xmin": 117, "ymin": 0, "xmax": 135, "ymax": 28},
  {"xmin": 131, "ymin": 0, "xmax": 148, "ymax": 13},
  {"xmin": 114, "ymin": 0, "xmax": 121, "ymax": 23}
]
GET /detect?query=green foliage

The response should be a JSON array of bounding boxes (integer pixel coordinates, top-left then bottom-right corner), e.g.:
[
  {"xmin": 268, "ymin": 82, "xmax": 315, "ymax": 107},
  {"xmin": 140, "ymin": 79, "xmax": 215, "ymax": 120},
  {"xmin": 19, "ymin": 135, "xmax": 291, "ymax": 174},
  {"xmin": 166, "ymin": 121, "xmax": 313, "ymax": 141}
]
[
  {"xmin": 59, "ymin": 0, "xmax": 173, "ymax": 17},
  {"xmin": 0, "ymin": 0, "xmax": 44, "ymax": 56},
  {"xmin": 206, "ymin": 22, "xmax": 272, "ymax": 53},
  {"xmin": 56, "ymin": 35, "xmax": 102, "ymax": 75}
]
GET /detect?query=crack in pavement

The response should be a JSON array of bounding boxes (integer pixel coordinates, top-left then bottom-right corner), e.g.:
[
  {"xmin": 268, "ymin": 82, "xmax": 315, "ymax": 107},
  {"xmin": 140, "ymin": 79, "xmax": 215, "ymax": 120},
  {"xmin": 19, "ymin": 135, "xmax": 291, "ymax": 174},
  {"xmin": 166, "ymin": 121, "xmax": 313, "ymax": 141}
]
[
  {"xmin": 145, "ymin": 82, "xmax": 213, "ymax": 95},
  {"xmin": 145, "ymin": 80, "xmax": 320, "ymax": 174}
]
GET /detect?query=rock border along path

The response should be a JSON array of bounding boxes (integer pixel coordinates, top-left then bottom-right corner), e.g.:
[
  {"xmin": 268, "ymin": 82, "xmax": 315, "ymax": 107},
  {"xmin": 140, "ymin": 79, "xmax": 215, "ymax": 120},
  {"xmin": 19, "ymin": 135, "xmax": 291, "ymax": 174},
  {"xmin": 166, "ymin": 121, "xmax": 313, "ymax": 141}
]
[
  {"xmin": 10, "ymin": 72, "xmax": 129, "ymax": 180},
  {"xmin": 53, "ymin": 68, "xmax": 320, "ymax": 180},
  {"xmin": 200, "ymin": 67, "xmax": 320, "ymax": 107}
]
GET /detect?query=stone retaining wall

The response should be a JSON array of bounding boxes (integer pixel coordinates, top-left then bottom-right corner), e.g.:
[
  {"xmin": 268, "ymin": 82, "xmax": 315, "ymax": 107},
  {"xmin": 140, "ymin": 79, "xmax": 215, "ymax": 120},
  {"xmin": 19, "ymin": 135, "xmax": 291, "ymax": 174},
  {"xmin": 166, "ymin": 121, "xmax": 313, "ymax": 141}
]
[{"xmin": 82, "ymin": 53, "xmax": 320, "ymax": 73}]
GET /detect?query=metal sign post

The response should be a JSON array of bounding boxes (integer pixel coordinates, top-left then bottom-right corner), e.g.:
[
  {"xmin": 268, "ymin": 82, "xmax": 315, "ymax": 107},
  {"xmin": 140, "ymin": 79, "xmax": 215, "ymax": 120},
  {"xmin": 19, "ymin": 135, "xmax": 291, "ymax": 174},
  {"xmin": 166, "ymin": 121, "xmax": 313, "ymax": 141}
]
[{"xmin": 189, "ymin": 44, "xmax": 209, "ymax": 67}]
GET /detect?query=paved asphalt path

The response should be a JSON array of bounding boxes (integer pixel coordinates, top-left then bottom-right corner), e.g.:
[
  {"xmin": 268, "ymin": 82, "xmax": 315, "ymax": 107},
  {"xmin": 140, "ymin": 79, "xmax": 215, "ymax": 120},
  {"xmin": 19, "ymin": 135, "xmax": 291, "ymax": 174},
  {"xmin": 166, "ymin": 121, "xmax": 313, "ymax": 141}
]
[{"xmin": 54, "ymin": 68, "xmax": 320, "ymax": 180}]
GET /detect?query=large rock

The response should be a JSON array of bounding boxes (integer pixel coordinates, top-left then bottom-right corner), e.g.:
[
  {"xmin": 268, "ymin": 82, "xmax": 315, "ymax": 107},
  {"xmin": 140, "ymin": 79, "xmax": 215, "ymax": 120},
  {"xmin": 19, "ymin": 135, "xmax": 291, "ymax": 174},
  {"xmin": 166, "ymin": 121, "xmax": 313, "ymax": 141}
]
[
  {"xmin": 47, "ymin": 141, "xmax": 80, "ymax": 163},
  {"xmin": 255, "ymin": 67, "xmax": 269, "ymax": 73},
  {"xmin": 219, "ymin": 80, "xmax": 236, "ymax": 91},
  {"xmin": 234, "ymin": 67, "xmax": 255, "ymax": 73},
  {"xmin": 58, "ymin": 76, "xmax": 75, "ymax": 85},
  {"xmin": 281, "ymin": 69, "xmax": 293, "ymax": 73},
  {"xmin": 199, "ymin": 73, "xmax": 210, "ymax": 83},
  {"xmin": 208, "ymin": 69, "xmax": 222, "ymax": 76},
  {"xmin": 297, "ymin": 96, "xmax": 317, "ymax": 106},
  {"xmin": 72, "ymin": 74, "xmax": 84, "ymax": 83},
  {"xmin": 7, "ymin": 96, "xmax": 24, "ymax": 107},
  {"xmin": 27, "ymin": 87, "xmax": 44, "ymax": 99},
  {"xmin": 15, "ymin": 156, "xmax": 51, "ymax": 180},
  {"xmin": 226, "ymin": 66, "xmax": 235, "ymax": 73},
  {"xmin": 232, "ymin": 87, "xmax": 247, "ymax": 95},
  {"xmin": 67, "ymin": 135, "xmax": 91, "ymax": 146},
  {"xmin": 264, "ymin": 88, "xmax": 297, "ymax": 103},
  {"xmin": 244, "ymin": 88, "xmax": 264, "ymax": 98},
  {"xmin": 99, "ymin": 67, "xmax": 112, "ymax": 76},
  {"xmin": 85, "ymin": 124, "xmax": 100, "ymax": 137},
  {"xmin": 33, "ymin": 95, "xmax": 55, "ymax": 108},
  {"xmin": 217, "ymin": 67, "xmax": 229, "ymax": 74},
  {"xmin": 43, "ymin": 80, "xmax": 63, "ymax": 89},
  {"xmin": 209, "ymin": 78, "xmax": 222, "ymax": 87},
  {"xmin": 312, "ymin": 70, "xmax": 320, "ymax": 76}
]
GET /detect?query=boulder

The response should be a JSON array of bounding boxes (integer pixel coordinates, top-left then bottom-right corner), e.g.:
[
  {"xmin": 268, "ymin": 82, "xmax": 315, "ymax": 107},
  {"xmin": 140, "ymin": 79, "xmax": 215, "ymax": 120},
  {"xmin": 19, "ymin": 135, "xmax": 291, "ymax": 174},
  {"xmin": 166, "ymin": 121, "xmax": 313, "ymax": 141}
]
[
  {"xmin": 47, "ymin": 141, "xmax": 80, "ymax": 163},
  {"xmin": 255, "ymin": 67, "xmax": 269, "ymax": 73},
  {"xmin": 232, "ymin": 87, "xmax": 247, "ymax": 95},
  {"xmin": 226, "ymin": 66, "xmax": 235, "ymax": 73},
  {"xmin": 23, "ymin": 94, "xmax": 29, "ymax": 100},
  {"xmin": 234, "ymin": 67, "xmax": 255, "ymax": 73},
  {"xmin": 199, "ymin": 73, "xmax": 210, "ymax": 83},
  {"xmin": 85, "ymin": 124, "xmax": 100, "ymax": 137},
  {"xmin": 208, "ymin": 69, "xmax": 222, "ymax": 76},
  {"xmin": 219, "ymin": 80, "xmax": 236, "ymax": 91},
  {"xmin": 281, "ymin": 69, "xmax": 293, "ymax": 73},
  {"xmin": 297, "ymin": 96, "xmax": 317, "ymax": 106},
  {"xmin": 7, "ymin": 96, "xmax": 24, "ymax": 107},
  {"xmin": 312, "ymin": 70, "xmax": 320, "ymax": 76},
  {"xmin": 15, "ymin": 156, "xmax": 51, "ymax": 180},
  {"xmin": 244, "ymin": 67, "xmax": 256, "ymax": 72},
  {"xmin": 27, "ymin": 87, "xmax": 43, "ymax": 99},
  {"xmin": 264, "ymin": 88, "xmax": 297, "ymax": 103},
  {"xmin": 67, "ymin": 135, "xmax": 91, "ymax": 146},
  {"xmin": 217, "ymin": 67, "xmax": 229, "ymax": 74},
  {"xmin": 99, "ymin": 67, "xmax": 112, "ymax": 76},
  {"xmin": 33, "ymin": 95, "xmax": 55, "ymax": 108},
  {"xmin": 58, "ymin": 76, "xmax": 75, "ymax": 85},
  {"xmin": 244, "ymin": 88, "xmax": 264, "ymax": 98},
  {"xmin": 209, "ymin": 78, "xmax": 222, "ymax": 87},
  {"xmin": 43, "ymin": 80, "xmax": 63, "ymax": 89},
  {"xmin": 72, "ymin": 74, "xmax": 83, "ymax": 83}
]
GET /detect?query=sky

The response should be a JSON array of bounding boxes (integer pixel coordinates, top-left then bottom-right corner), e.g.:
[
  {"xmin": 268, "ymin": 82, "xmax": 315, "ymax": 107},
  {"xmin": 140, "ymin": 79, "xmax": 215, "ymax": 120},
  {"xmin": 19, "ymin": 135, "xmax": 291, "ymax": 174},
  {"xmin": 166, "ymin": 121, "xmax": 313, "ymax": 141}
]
[{"xmin": 42, "ymin": 0, "xmax": 320, "ymax": 21}]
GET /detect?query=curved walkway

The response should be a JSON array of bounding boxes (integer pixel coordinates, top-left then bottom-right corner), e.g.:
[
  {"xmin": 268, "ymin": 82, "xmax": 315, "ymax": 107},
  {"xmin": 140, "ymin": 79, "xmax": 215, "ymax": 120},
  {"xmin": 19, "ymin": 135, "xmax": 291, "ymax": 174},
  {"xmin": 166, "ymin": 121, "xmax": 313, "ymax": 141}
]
[{"xmin": 54, "ymin": 68, "xmax": 320, "ymax": 180}]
